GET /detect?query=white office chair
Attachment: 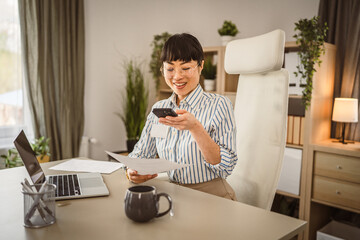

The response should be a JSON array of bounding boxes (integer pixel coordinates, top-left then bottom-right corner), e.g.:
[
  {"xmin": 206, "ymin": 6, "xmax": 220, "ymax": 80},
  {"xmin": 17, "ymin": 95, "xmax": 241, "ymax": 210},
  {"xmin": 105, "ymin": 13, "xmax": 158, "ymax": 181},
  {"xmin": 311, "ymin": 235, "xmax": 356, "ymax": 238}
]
[{"xmin": 225, "ymin": 29, "xmax": 289, "ymax": 210}]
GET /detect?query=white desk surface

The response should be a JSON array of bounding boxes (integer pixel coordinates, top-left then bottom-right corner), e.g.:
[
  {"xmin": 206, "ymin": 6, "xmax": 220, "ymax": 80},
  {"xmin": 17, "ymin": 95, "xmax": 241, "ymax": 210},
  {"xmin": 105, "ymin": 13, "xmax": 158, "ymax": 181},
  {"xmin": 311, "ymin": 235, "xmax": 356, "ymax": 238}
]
[{"xmin": 0, "ymin": 160, "xmax": 306, "ymax": 240}]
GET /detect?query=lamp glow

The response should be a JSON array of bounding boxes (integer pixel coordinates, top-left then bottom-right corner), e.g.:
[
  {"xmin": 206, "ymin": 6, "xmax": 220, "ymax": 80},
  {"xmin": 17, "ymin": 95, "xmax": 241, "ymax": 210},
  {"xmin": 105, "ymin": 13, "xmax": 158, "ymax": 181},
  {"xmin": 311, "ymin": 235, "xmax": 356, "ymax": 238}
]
[{"xmin": 332, "ymin": 98, "xmax": 358, "ymax": 144}]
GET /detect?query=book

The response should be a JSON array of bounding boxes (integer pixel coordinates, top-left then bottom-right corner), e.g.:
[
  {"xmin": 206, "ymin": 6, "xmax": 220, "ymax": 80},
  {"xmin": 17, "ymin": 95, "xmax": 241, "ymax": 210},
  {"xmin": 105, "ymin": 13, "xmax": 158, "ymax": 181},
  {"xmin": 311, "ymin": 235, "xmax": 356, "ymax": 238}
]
[
  {"xmin": 300, "ymin": 117, "xmax": 305, "ymax": 145},
  {"xmin": 288, "ymin": 97, "xmax": 306, "ymax": 116},
  {"xmin": 287, "ymin": 115, "xmax": 294, "ymax": 144},
  {"xmin": 293, "ymin": 116, "xmax": 301, "ymax": 145}
]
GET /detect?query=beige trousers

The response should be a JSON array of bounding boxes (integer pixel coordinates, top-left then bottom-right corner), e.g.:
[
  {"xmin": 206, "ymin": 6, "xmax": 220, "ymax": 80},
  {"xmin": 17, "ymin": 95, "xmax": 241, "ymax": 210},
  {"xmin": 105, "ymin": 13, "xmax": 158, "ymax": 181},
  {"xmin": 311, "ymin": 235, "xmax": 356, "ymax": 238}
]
[{"xmin": 175, "ymin": 178, "xmax": 237, "ymax": 201}]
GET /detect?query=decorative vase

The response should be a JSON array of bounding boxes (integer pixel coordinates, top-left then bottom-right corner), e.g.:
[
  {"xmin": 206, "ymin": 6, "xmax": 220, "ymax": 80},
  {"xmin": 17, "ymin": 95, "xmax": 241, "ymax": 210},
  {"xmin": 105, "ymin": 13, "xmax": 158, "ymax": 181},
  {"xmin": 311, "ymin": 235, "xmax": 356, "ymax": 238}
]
[
  {"xmin": 37, "ymin": 155, "xmax": 50, "ymax": 163},
  {"xmin": 204, "ymin": 79, "xmax": 216, "ymax": 92},
  {"xmin": 126, "ymin": 139, "xmax": 138, "ymax": 153},
  {"xmin": 220, "ymin": 35, "xmax": 234, "ymax": 46}
]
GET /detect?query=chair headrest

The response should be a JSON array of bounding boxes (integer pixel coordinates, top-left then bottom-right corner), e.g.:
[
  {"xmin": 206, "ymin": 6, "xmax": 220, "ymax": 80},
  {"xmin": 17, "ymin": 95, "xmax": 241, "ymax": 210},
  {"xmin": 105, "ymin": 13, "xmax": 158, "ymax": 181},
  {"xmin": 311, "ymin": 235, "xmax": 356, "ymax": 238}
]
[{"xmin": 224, "ymin": 29, "xmax": 285, "ymax": 75}]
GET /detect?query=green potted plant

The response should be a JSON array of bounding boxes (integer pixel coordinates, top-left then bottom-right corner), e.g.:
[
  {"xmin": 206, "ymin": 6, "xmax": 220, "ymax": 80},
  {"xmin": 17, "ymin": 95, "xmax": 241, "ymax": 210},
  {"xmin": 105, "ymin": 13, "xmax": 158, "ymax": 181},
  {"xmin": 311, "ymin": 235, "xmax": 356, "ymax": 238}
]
[
  {"xmin": 0, "ymin": 136, "xmax": 50, "ymax": 168},
  {"xmin": 149, "ymin": 32, "xmax": 172, "ymax": 93},
  {"xmin": 293, "ymin": 16, "xmax": 328, "ymax": 109},
  {"xmin": 201, "ymin": 56, "xmax": 217, "ymax": 91},
  {"xmin": 218, "ymin": 20, "xmax": 239, "ymax": 46},
  {"xmin": 1, "ymin": 149, "xmax": 23, "ymax": 168},
  {"xmin": 116, "ymin": 60, "xmax": 148, "ymax": 152},
  {"xmin": 31, "ymin": 136, "xmax": 51, "ymax": 163}
]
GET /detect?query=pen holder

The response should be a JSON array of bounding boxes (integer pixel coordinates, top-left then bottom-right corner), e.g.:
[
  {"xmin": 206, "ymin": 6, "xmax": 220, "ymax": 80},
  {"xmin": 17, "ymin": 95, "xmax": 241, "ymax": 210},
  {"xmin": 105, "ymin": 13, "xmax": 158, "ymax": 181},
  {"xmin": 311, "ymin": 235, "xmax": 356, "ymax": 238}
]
[{"xmin": 22, "ymin": 183, "xmax": 56, "ymax": 228}]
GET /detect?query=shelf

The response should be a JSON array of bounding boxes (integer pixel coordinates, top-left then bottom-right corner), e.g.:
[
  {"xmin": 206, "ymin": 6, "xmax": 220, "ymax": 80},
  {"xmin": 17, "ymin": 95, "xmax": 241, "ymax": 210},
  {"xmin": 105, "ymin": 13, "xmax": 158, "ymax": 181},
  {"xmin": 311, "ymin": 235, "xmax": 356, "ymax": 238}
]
[
  {"xmin": 286, "ymin": 144, "xmax": 303, "ymax": 150},
  {"xmin": 289, "ymin": 95, "xmax": 302, "ymax": 99},
  {"xmin": 285, "ymin": 41, "xmax": 300, "ymax": 53},
  {"xmin": 311, "ymin": 199, "xmax": 360, "ymax": 215}
]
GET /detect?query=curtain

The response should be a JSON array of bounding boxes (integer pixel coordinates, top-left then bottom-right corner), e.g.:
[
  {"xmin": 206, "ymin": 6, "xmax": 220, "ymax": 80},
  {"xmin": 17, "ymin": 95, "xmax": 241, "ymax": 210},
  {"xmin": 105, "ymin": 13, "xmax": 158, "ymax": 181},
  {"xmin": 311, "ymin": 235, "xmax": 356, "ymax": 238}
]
[
  {"xmin": 318, "ymin": 0, "xmax": 360, "ymax": 141},
  {"xmin": 18, "ymin": 0, "xmax": 85, "ymax": 160}
]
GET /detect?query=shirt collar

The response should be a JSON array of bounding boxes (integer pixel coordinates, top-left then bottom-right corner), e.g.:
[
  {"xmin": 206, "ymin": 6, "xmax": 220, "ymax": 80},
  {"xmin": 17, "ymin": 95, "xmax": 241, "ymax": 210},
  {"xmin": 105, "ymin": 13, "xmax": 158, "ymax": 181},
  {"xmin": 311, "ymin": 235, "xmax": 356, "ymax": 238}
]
[
  {"xmin": 169, "ymin": 92, "xmax": 177, "ymax": 107},
  {"xmin": 169, "ymin": 84, "xmax": 203, "ymax": 109}
]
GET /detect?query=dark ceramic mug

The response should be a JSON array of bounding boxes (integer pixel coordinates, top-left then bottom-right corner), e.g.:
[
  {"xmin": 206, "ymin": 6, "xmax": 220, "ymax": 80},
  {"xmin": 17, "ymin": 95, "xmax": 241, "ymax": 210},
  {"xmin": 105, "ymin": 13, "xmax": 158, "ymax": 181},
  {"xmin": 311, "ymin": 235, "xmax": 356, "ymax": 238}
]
[{"xmin": 124, "ymin": 185, "xmax": 172, "ymax": 222}]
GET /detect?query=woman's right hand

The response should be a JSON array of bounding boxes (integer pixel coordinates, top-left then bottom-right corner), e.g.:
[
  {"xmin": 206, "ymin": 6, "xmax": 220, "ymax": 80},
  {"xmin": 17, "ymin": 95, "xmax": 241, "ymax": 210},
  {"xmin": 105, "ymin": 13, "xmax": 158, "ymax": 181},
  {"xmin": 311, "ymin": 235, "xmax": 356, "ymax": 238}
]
[{"xmin": 126, "ymin": 168, "xmax": 158, "ymax": 184}]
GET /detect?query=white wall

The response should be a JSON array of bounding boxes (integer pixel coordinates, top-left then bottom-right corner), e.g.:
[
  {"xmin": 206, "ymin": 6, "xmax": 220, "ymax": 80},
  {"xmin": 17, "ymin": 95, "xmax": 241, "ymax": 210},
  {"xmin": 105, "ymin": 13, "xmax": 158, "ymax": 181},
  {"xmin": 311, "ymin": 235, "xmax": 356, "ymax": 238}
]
[{"xmin": 84, "ymin": 0, "xmax": 319, "ymax": 160}]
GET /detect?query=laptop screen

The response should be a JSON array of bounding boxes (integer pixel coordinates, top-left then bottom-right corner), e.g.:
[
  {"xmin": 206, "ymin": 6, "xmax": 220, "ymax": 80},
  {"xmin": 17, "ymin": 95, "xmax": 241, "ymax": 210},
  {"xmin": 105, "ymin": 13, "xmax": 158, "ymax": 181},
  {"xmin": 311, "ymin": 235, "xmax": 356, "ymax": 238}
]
[{"xmin": 14, "ymin": 130, "xmax": 45, "ymax": 184}]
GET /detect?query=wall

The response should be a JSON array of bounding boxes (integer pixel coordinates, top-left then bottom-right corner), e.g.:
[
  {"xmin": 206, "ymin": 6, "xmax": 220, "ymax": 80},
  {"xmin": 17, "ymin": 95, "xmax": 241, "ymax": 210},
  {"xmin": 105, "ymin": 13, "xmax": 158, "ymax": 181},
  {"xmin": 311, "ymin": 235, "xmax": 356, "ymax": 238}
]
[{"xmin": 84, "ymin": 0, "xmax": 319, "ymax": 160}]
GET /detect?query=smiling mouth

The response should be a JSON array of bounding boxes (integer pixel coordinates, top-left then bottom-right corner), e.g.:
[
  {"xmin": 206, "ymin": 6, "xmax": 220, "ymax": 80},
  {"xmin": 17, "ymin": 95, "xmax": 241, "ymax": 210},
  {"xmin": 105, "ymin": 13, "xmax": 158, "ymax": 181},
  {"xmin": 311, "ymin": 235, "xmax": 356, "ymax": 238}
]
[{"xmin": 173, "ymin": 82, "xmax": 186, "ymax": 87}]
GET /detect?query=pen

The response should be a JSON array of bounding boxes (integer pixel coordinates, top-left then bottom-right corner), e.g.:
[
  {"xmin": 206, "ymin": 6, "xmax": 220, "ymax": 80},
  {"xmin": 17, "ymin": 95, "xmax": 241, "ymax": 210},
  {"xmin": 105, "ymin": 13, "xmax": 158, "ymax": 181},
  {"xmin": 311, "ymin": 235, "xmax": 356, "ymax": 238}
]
[
  {"xmin": 22, "ymin": 181, "xmax": 54, "ymax": 217},
  {"xmin": 21, "ymin": 181, "xmax": 48, "ymax": 223},
  {"xmin": 24, "ymin": 181, "xmax": 47, "ymax": 222},
  {"xmin": 23, "ymin": 179, "xmax": 54, "ymax": 216}
]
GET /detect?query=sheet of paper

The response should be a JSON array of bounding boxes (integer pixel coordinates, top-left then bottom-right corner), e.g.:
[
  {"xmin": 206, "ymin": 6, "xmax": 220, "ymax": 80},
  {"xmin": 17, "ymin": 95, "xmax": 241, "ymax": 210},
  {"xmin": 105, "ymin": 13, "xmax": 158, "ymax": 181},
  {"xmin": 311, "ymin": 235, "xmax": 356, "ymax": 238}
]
[
  {"xmin": 50, "ymin": 158, "xmax": 124, "ymax": 174},
  {"xmin": 105, "ymin": 151, "xmax": 190, "ymax": 175}
]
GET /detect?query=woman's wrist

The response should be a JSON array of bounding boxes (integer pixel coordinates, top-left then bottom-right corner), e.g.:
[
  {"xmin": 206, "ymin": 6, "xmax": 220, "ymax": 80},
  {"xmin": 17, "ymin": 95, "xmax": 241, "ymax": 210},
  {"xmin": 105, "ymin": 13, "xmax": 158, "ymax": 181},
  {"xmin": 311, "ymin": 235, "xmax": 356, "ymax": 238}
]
[{"xmin": 189, "ymin": 120, "xmax": 203, "ymax": 134}]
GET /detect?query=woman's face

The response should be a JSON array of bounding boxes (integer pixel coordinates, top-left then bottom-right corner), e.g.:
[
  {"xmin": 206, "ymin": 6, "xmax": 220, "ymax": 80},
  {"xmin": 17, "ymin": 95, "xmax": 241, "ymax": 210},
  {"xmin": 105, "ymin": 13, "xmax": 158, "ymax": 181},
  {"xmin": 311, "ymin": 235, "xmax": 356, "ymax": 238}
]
[{"xmin": 162, "ymin": 60, "xmax": 203, "ymax": 103}]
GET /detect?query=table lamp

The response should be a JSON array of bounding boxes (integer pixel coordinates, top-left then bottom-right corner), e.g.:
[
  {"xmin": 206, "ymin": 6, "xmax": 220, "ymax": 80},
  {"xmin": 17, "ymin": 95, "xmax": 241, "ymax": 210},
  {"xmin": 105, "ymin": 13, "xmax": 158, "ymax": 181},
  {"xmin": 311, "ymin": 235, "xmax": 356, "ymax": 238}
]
[{"xmin": 332, "ymin": 98, "xmax": 358, "ymax": 144}]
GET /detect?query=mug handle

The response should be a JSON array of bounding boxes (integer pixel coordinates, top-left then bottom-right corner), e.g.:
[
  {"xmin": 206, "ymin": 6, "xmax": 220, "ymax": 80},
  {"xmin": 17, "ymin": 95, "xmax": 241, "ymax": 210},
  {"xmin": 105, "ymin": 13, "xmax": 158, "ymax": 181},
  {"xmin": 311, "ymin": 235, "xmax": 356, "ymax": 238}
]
[{"xmin": 156, "ymin": 193, "xmax": 172, "ymax": 218}]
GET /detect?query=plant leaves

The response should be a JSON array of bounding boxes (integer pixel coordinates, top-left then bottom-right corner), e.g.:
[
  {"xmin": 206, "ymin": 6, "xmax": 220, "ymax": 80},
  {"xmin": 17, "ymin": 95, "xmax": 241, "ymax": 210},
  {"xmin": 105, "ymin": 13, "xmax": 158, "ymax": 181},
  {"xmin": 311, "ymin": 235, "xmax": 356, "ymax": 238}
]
[
  {"xmin": 293, "ymin": 16, "xmax": 328, "ymax": 109},
  {"xmin": 118, "ymin": 60, "xmax": 149, "ymax": 140}
]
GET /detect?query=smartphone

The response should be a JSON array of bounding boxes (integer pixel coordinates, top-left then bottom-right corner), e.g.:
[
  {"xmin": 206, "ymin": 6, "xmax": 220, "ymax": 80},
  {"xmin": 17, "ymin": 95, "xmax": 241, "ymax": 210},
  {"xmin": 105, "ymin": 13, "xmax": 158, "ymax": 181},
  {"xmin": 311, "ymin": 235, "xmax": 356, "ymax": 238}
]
[{"xmin": 152, "ymin": 108, "xmax": 178, "ymax": 118}]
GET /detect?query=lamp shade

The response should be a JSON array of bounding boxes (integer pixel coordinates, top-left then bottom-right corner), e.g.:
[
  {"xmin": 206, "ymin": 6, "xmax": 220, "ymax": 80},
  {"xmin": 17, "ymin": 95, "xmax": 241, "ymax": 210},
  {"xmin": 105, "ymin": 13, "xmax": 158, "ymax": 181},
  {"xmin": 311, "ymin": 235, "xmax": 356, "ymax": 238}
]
[{"xmin": 332, "ymin": 98, "xmax": 358, "ymax": 123}]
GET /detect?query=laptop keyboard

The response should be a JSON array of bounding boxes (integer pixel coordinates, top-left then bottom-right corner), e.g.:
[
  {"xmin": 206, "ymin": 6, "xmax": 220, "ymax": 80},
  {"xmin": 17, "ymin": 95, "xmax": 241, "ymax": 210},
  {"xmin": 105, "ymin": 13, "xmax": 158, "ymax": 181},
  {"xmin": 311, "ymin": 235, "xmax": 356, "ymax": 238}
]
[{"xmin": 48, "ymin": 174, "xmax": 82, "ymax": 197}]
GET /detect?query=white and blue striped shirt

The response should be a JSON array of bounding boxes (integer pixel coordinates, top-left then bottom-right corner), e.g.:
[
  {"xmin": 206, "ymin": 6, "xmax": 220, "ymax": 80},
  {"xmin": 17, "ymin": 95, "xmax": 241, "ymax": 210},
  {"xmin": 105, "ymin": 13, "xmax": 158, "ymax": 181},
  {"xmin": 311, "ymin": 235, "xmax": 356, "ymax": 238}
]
[{"xmin": 128, "ymin": 85, "xmax": 237, "ymax": 184}]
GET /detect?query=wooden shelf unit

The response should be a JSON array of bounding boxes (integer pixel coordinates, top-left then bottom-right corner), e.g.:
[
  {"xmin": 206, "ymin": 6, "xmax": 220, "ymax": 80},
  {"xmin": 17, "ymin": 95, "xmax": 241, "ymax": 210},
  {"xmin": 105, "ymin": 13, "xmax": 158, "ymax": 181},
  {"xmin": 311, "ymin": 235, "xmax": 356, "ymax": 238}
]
[
  {"xmin": 305, "ymin": 140, "xmax": 360, "ymax": 240},
  {"xmin": 298, "ymin": 42, "xmax": 337, "ymax": 240}
]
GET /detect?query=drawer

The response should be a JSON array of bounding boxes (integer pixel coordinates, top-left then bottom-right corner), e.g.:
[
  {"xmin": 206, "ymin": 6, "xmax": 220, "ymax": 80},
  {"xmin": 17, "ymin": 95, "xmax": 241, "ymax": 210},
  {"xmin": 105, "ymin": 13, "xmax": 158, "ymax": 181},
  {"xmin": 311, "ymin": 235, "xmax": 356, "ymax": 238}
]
[
  {"xmin": 314, "ymin": 151, "xmax": 360, "ymax": 184},
  {"xmin": 313, "ymin": 175, "xmax": 360, "ymax": 210}
]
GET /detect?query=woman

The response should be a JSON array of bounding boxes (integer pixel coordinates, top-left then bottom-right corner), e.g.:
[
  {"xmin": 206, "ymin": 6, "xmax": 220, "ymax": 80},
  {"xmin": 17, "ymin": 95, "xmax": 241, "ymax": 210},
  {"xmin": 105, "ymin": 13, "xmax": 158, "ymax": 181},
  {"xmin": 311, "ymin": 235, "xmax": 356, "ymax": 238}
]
[{"xmin": 127, "ymin": 33, "xmax": 238, "ymax": 200}]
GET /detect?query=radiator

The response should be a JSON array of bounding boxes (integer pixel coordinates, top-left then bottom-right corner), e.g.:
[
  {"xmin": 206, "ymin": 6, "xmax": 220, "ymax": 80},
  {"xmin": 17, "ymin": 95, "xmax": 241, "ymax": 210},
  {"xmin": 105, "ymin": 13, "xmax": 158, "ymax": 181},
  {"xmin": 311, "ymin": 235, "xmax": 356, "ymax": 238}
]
[{"xmin": 79, "ymin": 136, "xmax": 97, "ymax": 158}]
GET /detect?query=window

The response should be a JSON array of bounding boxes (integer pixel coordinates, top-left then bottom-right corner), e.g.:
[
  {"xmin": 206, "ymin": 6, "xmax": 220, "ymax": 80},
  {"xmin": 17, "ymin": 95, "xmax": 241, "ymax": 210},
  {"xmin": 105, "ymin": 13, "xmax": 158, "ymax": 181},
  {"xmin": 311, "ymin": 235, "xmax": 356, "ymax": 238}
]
[{"xmin": 0, "ymin": 0, "xmax": 33, "ymax": 148}]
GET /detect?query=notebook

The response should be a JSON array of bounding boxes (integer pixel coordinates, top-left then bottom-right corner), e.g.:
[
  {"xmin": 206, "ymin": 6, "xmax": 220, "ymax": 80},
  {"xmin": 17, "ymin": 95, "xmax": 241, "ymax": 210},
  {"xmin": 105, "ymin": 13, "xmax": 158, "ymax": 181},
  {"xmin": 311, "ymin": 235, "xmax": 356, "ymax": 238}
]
[{"xmin": 14, "ymin": 130, "xmax": 109, "ymax": 200}]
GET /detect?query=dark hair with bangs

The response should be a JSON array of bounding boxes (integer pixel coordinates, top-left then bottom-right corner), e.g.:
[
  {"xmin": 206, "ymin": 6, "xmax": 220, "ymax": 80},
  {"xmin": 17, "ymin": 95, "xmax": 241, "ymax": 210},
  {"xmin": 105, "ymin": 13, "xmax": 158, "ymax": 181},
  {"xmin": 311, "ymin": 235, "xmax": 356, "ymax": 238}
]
[{"xmin": 160, "ymin": 33, "xmax": 204, "ymax": 65}]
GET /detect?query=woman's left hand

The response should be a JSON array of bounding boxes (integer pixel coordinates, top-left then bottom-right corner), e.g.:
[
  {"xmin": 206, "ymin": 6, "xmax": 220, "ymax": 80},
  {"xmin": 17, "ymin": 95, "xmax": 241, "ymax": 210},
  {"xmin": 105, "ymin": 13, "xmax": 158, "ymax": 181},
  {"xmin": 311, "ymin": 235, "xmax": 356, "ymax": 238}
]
[{"xmin": 158, "ymin": 109, "xmax": 199, "ymax": 131}]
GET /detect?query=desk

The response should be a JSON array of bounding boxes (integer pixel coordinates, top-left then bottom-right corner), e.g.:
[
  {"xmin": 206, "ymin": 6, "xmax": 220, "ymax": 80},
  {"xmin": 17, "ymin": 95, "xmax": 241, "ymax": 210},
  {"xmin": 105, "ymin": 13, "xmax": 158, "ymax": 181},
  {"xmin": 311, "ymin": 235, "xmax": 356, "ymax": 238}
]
[{"xmin": 0, "ymin": 160, "xmax": 306, "ymax": 240}]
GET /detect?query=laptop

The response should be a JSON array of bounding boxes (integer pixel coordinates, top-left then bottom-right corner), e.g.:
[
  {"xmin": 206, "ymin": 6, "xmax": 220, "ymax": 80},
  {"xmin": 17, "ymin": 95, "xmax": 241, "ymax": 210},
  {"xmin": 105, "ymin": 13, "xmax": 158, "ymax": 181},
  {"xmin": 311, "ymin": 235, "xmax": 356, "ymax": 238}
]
[{"xmin": 14, "ymin": 130, "xmax": 109, "ymax": 200}]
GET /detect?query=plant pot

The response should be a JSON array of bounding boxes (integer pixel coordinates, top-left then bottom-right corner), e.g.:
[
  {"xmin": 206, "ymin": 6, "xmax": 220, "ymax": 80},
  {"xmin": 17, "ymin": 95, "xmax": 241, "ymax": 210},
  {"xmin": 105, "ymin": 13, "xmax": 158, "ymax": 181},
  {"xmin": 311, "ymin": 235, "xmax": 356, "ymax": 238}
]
[
  {"xmin": 126, "ymin": 139, "xmax": 138, "ymax": 153},
  {"xmin": 37, "ymin": 155, "xmax": 50, "ymax": 164},
  {"xmin": 204, "ymin": 79, "xmax": 216, "ymax": 92},
  {"xmin": 0, "ymin": 157, "xmax": 5, "ymax": 169},
  {"xmin": 220, "ymin": 35, "xmax": 234, "ymax": 46}
]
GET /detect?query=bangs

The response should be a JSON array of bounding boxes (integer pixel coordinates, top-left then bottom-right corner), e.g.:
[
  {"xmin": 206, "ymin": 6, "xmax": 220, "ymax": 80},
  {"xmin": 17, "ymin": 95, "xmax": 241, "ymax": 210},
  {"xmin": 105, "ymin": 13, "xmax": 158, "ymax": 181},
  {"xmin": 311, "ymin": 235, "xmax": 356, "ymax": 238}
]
[{"xmin": 161, "ymin": 33, "xmax": 204, "ymax": 64}]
